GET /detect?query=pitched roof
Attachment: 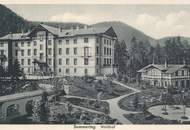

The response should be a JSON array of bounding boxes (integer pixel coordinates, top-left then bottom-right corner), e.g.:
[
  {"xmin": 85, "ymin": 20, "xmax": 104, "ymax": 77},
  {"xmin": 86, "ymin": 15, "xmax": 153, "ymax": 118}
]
[
  {"xmin": 30, "ymin": 24, "xmax": 116, "ymax": 37},
  {"xmin": 40, "ymin": 24, "xmax": 59, "ymax": 35},
  {"xmin": 0, "ymin": 32, "xmax": 30, "ymax": 40},
  {"xmin": 0, "ymin": 24, "xmax": 117, "ymax": 40},
  {"xmin": 58, "ymin": 27, "xmax": 112, "ymax": 37},
  {"xmin": 138, "ymin": 64, "xmax": 190, "ymax": 74}
]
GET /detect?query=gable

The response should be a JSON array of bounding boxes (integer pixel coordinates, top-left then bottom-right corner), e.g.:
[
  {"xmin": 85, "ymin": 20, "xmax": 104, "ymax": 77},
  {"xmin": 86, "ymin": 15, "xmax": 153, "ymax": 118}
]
[
  {"xmin": 27, "ymin": 24, "xmax": 58, "ymax": 37},
  {"xmin": 104, "ymin": 27, "xmax": 117, "ymax": 38},
  {"xmin": 146, "ymin": 67, "xmax": 162, "ymax": 75}
]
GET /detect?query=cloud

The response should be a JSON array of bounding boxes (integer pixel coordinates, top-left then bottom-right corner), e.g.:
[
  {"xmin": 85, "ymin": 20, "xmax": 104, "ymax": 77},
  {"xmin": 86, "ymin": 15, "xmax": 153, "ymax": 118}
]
[
  {"xmin": 50, "ymin": 12, "xmax": 113, "ymax": 25},
  {"xmin": 50, "ymin": 11, "xmax": 190, "ymax": 39},
  {"xmin": 134, "ymin": 11, "xmax": 190, "ymax": 38}
]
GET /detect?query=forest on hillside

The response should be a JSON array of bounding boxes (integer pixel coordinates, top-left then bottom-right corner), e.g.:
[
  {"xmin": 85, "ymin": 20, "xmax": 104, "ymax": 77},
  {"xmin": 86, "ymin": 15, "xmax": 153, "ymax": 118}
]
[{"xmin": 115, "ymin": 36, "xmax": 190, "ymax": 81}]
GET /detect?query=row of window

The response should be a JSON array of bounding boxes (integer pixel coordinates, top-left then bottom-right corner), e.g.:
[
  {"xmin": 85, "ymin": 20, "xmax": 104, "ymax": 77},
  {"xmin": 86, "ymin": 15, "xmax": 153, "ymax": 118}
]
[
  {"xmin": 15, "ymin": 47, "xmax": 110, "ymax": 57},
  {"xmin": 15, "ymin": 41, "xmax": 32, "ymax": 47},
  {"xmin": 15, "ymin": 49, "xmax": 38, "ymax": 56},
  {"xmin": 57, "ymin": 58, "xmax": 89, "ymax": 66},
  {"xmin": 18, "ymin": 57, "xmax": 90, "ymax": 66},
  {"xmin": 104, "ymin": 47, "xmax": 112, "ymax": 55},
  {"xmin": 57, "ymin": 48, "xmax": 78, "ymax": 55},
  {"xmin": 14, "ymin": 40, "xmax": 52, "ymax": 48},
  {"xmin": 14, "ymin": 47, "xmax": 90, "ymax": 56},
  {"xmin": 24, "ymin": 67, "xmax": 92, "ymax": 76},
  {"xmin": 57, "ymin": 37, "xmax": 89, "ymax": 45},
  {"xmin": 96, "ymin": 46, "xmax": 113, "ymax": 55},
  {"xmin": 58, "ymin": 68, "xmax": 88, "ymax": 75},
  {"xmin": 104, "ymin": 58, "xmax": 112, "ymax": 65},
  {"xmin": 104, "ymin": 38, "xmax": 112, "ymax": 46},
  {"xmin": 175, "ymin": 80, "xmax": 190, "ymax": 87},
  {"xmin": 96, "ymin": 58, "xmax": 112, "ymax": 66},
  {"xmin": 175, "ymin": 70, "xmax": 189, "ymax": 76},
  {"xmin": 20, "ymin": 59, "xmax": 31, "ymax": 66}
]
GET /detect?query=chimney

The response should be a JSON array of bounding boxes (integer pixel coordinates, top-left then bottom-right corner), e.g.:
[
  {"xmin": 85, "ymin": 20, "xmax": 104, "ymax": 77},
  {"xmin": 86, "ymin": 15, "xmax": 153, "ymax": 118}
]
[
  {"xmin": 152, "ymin": 55, "xmax": 155, "ymax": 65},
  {"xmin": 9, "ymin": 32, "xmax": 13, "ymax": 39},
  {"xmin": 70, "ymin": 26, "xmax": 74, "ymax": 30},
  {"xmin": 59, "ymin": 27, "xmax": 63, "ymax": 33},
  {"xmin": 59, "ymin": 27, "xmax": 63, "ymax": 36},
  {"xmin": 164, "ymin": 57, "xmax": 168, "ymax": 69},
  {"xmin": 183, "ymin": 58, "xmax": 186, "ymax": 65},
  {"xmin": 84, "ymin": 25, "xmax": 88, "ymax": 29},
  {"xmin": 76, "ymin": 26, "xmax": 80, "ymax": 30}
]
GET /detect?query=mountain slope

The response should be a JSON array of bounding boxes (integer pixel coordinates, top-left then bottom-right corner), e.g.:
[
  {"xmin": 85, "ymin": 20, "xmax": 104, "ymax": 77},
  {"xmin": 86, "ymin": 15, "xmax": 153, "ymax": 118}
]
[
  {"xmin": 0, "ymin": 4, "xmax": 31, "ymax": 37},
  {"xmin": 92, "ymin": 21, "xmax": 157, "ymax": 47},
  {"xmin": 158, "ymin": 36, "xmax": 190, "ymax": 47}
]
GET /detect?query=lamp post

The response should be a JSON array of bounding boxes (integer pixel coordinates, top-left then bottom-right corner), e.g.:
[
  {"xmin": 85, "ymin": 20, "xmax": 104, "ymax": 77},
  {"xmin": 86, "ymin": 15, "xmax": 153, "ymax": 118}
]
[
  {"xmin": 181, "ymin": 90, "xmax": 188, "ymax": 119},
  {"xmin": 162, "ymin": 88, "xmax": 168, "ymax": 115}
]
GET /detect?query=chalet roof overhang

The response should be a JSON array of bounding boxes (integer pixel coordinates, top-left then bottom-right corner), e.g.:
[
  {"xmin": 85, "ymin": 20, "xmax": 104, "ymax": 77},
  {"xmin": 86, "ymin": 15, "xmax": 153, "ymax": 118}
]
[
  {"xmin": 27, "ymin": 24, "xmax": 58, "ymax": 37},
  {"xmin": 138, "ymin": 64, "xmax": 190, "ymax": 74}
]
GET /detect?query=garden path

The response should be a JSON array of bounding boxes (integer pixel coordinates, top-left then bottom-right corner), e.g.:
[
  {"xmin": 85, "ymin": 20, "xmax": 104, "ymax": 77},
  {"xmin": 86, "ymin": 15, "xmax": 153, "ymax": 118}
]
[
  {"xmin": 105, "ymin": 80, "xmax": 141, "ymax": 124},
  {"xmin": 64, "ymin": 80, "xmax": 141, "ymax": 124}
]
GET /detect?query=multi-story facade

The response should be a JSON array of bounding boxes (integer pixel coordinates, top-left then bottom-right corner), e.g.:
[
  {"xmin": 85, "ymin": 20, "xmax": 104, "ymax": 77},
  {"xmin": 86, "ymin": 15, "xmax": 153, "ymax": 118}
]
[
  {"xmin": 0, "ymin": 24, "xmax": 117, "ymax": 77},
  {"xmin": 138, "ymin": 63, "xmax": 190, "ymax": 88}
]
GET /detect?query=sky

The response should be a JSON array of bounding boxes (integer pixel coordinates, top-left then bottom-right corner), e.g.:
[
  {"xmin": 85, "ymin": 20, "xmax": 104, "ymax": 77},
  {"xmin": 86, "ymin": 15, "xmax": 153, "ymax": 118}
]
[{"xmin": 5, "ymin": 4, "xmax": 190, "ymax": 39}]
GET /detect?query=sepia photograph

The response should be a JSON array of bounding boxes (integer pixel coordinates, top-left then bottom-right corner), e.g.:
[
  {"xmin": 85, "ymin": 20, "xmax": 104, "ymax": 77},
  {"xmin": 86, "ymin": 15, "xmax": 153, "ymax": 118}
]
[{"xmin": 0, "ymin": 2, "xmax": 190, "ymax": 126}]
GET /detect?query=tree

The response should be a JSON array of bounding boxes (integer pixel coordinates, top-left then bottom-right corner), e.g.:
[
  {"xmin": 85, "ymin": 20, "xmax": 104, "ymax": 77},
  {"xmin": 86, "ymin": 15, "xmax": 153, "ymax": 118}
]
[
  {"xmin": 142, "ymin": 101, "xmax": 147, "ymax": 113},
  {"xmin": 181, "ymin": 90, "xmax": 188, "ymax": 119},
  {"xmin": 32, "ymin": 92, "xmax": 49, "ymax": 123},
  {"xmin": 133, "ymin": 94, "xmax": 139, "ymax": 109},
  {"xmin": 115, "ymin": 40, "xmax": 129, "ymax": 75},
  {"xmin": 0, "ymin": 54, "xmax": 7, "ymax": 67},
  {"xmin": 0, "ymin": 65, "xmax": 6, "ymax": 78},
  {"xmin": 40, "ymin": 92, "xmax": 49, "ymax": 122},
  {"xmin": 7, "ymin": 59, "xmax": 24, "ymax": 80},
  {"xmin": 154, "ymin": 43, "xmax": 163, "ymax": 64},
  {"xmin": 32, "ymin": 100, "xmax": 41, "ymax": 123},
  {"xmin": 94, "ymin": 80, "xmax": 103, "ymax": 108}
]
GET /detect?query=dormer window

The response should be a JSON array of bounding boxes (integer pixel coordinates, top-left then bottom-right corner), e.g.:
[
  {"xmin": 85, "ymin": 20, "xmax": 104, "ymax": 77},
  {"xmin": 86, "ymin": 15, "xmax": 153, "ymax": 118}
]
[
  {"xmin": 65, "ymin": 32, "xmax": 71, "ymax": 35},
  {"xmin": 182, "ymin": 70, "xmax": 184, "ymax": 76},
  {"xmin": 84, "ymin": 38, "xmax": 89, "ymax": 43},
  {"xmin": 66, "ymin": 39, "xmax": 69, "ymax": 44},
  {"xmin": 39, "ymin": 34, "xmax": 43, "ymax": 41},
  {"xmin": 175, "ymin": 71, "xmax": 178, "ymax": 76},
  {"xmin": 21, "ymin": 42, "xmax": 24, "ymax": 47},
  {"xmin": 0, "ymin": 43, "xmax": 3, "ymax": 47},
  {"xmin": 58, "ymin": 40, "xmax": 62, "ymax": 45}
]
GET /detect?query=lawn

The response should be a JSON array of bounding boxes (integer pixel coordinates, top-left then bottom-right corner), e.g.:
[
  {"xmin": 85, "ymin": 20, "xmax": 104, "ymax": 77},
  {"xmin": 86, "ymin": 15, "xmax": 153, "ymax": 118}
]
[
  {"xmin": 119, "ymin": 87, "xmax": 163, "ymax": 112},
  {"xmin": 68, "ymin": 77, "xmax": 133, "ymax": 100}
]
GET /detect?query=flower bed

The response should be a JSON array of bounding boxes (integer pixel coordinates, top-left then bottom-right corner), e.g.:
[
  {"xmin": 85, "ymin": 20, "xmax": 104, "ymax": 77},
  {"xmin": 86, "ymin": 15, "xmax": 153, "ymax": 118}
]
[
  {"xmin": 124, "ymin": 112, "xmax": 180, "ymax": 124},
  {"xmin": 119, "ymin": 88, "xmax": 163, "ymax": 112},
  {"xmin": 65, "ymin": 98, "xmax": 109, "ymax": 114}
]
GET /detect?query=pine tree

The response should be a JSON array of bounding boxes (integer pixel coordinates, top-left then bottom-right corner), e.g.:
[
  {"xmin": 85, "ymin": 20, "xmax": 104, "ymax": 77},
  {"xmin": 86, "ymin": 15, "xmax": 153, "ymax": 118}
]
[
  {"xmin": 32, "ymin": 100, "xmax": 41, "ymax": 123},
  {"xmin": 133, "ymin": 94, "xmax": 139, "ymax": 109},
  {"xmin": 7, "ymin": 59, "xmax": 24, "ymax": 80}
]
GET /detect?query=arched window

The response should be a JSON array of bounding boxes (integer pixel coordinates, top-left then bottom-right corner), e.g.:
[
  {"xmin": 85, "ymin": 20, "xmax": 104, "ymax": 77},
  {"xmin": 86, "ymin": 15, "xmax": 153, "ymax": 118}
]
[
  {"xmin": 7, "ymin": 104, "xmax": 20, "ymax": 117},
  {"xmin": 25, "ymin": 100, "xmax": 33, "ymax": 116}
]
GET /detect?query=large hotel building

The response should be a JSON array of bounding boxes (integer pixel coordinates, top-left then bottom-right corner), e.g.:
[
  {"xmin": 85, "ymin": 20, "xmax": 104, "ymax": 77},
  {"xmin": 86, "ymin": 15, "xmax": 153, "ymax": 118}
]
[{"xmin": 0, "ymin": 24, "xmax": 118, "ymax": 77}]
